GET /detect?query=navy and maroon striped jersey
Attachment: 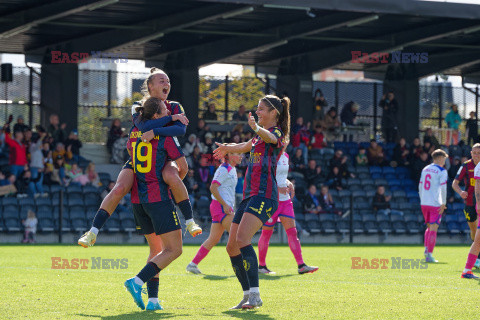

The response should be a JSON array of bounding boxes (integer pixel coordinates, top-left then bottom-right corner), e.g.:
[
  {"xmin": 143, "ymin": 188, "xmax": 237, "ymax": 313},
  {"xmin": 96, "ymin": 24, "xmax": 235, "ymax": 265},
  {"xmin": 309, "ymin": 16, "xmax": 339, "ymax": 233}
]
[
  {"xmin": 243, "ymin": 126, "xmax": 284, "ymax": 200},
  {"xmin": 455, "ymin": 159, "xmax": 477, "ymax": 206},
  {"xmin": 130, "ymin": 133, "xmax": 184, "ymax": 204}
]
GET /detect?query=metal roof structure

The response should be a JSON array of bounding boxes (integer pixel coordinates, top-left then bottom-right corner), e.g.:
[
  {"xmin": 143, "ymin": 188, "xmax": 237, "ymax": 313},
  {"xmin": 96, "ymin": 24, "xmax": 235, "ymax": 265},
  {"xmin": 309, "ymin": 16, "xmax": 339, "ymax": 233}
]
[{"xmin": 1, "ymin": 0, "xmax": 480, "ymax": 79}]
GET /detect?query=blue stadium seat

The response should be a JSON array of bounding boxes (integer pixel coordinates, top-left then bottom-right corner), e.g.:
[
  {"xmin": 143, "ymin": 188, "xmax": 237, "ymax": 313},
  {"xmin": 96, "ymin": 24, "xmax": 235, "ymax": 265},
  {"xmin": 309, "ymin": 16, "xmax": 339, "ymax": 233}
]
[
  {"xmin": 98, "ymin": 172, "xmax": 111, "ymax": 181},
  {"xmin": 353, "ymin": 221, "xmax": 364, "ymax": 233},
  {"xmin": 305, "ymin": 214, "xmax": 321, "ymax": 233},
  {"xmin": 319, "ymin": 214, "xmax": 337, "ymax": 222},
  {"xmin": 71, "ymin": 218, "xmax": 87, "ymax": 232},
  {"xmin": 1, "ymin": 197, "xmax": 18, "ymax": 206},
  {"xmin": 369, "ymin": 166, "xmax": 382, "ymax": 174},
  {"xmin": 37, "ymin": 210, "xmax": 53, "ymax": 220},
  {"xmin": 347, "ymin": 178, "xmax": 361, "ymax": 186},
  {"xmin": 356, "ymin": 166, "xmax": 369, "ymax": 174},
  {"xmin": 366, "ymin": 190, "xmax": 376, "ymax": 198},
  {"xmin": 358, "ymin": 173, "xmax": 371, "ymax": 180},
  {"xmin": 444, "ymin": 215, "xmax": 459, "ymax": 223},
  {"xmin": 70, "ymin": 208, "xmax": 86, "ymax": 220},
  {"xmin": 50, "ymin": 185, "xmax": 64, "ymax": 193},
  {"xmin": 296, "ymin": 213, "xmax": 306, "ymax": 223},
  {"xmin": 320, "ymin": 220, "xmax": 336, "ymax": 234},
  {"xmin": 329, "ymin": 189, "xmax": 339, "ymax": 197},
  {"xmin": 68, "ymin": 198, "xmax": 85, "ymax": 207},
  {"xmin": 55, "ymin": 218, "xmax": 71, "ymax": 232},
  {"xmin": 406, "ymin": 221, "xmax": 420, "ymax": 234},
  {"xmin": 3, "ymin": 207, "xmax": 19, "ymax": 219},
  {"xmin": 447, "ymin": 221, "xmax": 461, "ymax": 234},
  {"xmin": 83, "ymin": 185, "xmax": 99, "ymax": 193},
  {"xmin": 392, "ymin": 221, "xmax": 407, "ymax": 234},
  {"xmin": 382, "ymin": 167, "xmax": 395, "ymax": 174},
  {"xmin": 364, "ymin": 221, "xmax": 378, "ymax": 234},
  {"xmin": 38, "ymin": 218, "xmax": 55, "ymax": 232},
  {"xmin": 452, "ymin": 203, "xmax": 464, "ymax": 211},
  {"xmin": 374, "ymin": 178, "xmax": 388, "ymax": 186},
  {"xmin": 336, "ymin": 220, "xmax": 349, "ymax": 233},
  {"xmin": 392, "ymin": 190, "xmax": 406, "ymax": 198},
  {"xmin": 121, "ymin": 219, "xmax": 136, "ymax": 232},
  {"xmin": 371, "ymin": 173, "xmax": 382, "ymax": 180},
  {"xmin": 352, "ymin": 190, "xmax": 366, "ymax": 198},
  {"xmin": 18, "ymin": 198, "xmax": 35, "ymax": 206},
  {"xmin": 5, "ymin": 218, "xmax": 21, "ymax": 232},
  {"xmin": 35, "ymin": 197, "xmax": 52, "ymax": 206},
  {"xmin": 67, "ymin": 184, "xmax": 83, "ymax": 193},
  {"xmin": 339, "ymin": 190, "xmax": 351, "ymax": 197},
  {"xmin": 20, "ymin": 205, "xmax": 36, "ymax": 219}
]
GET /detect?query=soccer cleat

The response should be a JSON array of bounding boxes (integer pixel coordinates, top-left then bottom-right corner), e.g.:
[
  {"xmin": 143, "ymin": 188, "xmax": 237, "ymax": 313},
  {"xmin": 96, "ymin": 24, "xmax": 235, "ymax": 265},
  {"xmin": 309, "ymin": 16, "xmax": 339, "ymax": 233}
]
[
  {"xmin": 78, "ymin": 231, "xmax": 96, "ymax": 248},
  {"xmin": 461, "ymin": 271, "xmax": 479, "ymax": 279},
  {"xmin": 242, "ymin": 292, "xmax": 263, "ymax": 309},
  {"xmin": 298, "ymin": 265, "xmax": 319, "ymax": 274},
  {"xmin": 186, "ymin": 262, "xmax": 202, "ymax": 274},
  {"xmin": 258, "ymin": 265, "xmax": 276, "ymax": 274},
  {"xmin": 230, "ymin": 295, "xmax": 249, "ymax": 309},
  {"xmin": 146, "ymin": 301, "xmax": 163, "ymax": 311},
  {"xmin": 425, "ymin": 254, "xmax": 438, "ymax": 263},
  {"xmin": 474, "ymin": 259, "xmax": 480, "ymax": 269},
  {"xmin": 186, "ymin": 221, "xmax": 202, "ymax": 237},
  {"xmin": 124, "ymin": 278, "xmax": 145, "ymax": 310}
]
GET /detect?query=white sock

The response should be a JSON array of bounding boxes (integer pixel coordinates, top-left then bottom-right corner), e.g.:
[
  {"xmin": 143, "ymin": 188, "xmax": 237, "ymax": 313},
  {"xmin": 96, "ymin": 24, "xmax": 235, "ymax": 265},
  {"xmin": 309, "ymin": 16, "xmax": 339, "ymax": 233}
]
[
  {"xmin": 250, "ymin": 287, "xmax": 259, "ymax": 294},
  {"xmin": 190, "ymin": 262, "xmax": 197, "ymax": 266},
  {"xmin": 464, "ymin": 268, "xmax": 472, "ymax": 273},
  {"xmin": 90, "ymin": 227, "xmax": 99, "ymax": 235},
  {"xmin": 186, "ymin": 218, "xmax": 194, "ymax": 225},
  {"xmin": 134, "ymin": 276, "xmax": 144, "ymax": 286},
  {"xmin": 148, "ymin": 298, "xmax": 159, "ymax": 304},
  {"xmin": 243, "ymin": 290, "xmax": 250, "ymax": 296}
]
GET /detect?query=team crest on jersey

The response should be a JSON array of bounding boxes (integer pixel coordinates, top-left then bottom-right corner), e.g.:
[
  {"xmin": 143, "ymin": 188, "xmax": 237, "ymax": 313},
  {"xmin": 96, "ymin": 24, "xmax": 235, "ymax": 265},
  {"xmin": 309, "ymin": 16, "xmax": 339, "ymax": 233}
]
[
  {"xmin": 273, "ymin": 128, "xmax": 282, "ymax": 137},
  {"xmin": 243, "ymin": 259, "xmax": 250, "ymax": 271}
]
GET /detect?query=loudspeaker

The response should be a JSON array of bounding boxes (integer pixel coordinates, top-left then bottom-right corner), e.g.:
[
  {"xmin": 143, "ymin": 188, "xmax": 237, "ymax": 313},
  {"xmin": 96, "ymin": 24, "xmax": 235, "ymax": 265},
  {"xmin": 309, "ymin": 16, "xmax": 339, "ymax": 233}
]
[{"xmin": 1, "ymin": 63, "xmax": 13, "ymax": 82}]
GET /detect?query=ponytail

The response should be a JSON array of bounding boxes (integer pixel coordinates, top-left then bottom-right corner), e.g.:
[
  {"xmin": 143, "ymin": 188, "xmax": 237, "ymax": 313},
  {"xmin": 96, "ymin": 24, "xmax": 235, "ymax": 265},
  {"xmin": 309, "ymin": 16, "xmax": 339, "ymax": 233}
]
[{"xmin": 279, "ymin": 96, "xmax": 291, "ymax": 146}]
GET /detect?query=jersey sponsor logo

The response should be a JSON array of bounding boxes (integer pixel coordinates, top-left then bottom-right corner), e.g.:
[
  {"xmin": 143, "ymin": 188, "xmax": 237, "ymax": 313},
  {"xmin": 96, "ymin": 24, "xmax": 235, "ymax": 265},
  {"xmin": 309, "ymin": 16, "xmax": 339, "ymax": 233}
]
[{"xmin": 250, "ymin": 152, "xmax": 262, "ymax": 164}]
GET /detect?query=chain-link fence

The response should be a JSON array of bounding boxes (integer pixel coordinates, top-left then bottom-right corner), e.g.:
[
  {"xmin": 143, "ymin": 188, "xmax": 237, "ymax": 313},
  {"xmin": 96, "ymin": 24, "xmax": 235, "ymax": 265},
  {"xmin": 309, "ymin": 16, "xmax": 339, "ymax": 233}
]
[{"xmin": 0, "ymin": 66, "xmax": 41, "ymax": 127}]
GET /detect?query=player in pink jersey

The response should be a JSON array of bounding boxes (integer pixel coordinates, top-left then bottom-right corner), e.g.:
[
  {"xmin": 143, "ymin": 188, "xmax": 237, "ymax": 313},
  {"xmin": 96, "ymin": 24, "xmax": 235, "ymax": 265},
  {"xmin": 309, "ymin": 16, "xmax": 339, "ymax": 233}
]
[
  {"xmin": 461, "ymin": 160, "xmax": 480, "ymax": 279},
  {"xmin": 258, "ymin": 152, "xmax": 318, "ymax": 275},
  {"xmin": 186, "ymin": 151, "xmax": 242, "ymax": 274},
  {"xmin": 214, "ymin": 95, "xmax": 290, "ymax": 309},
  {"xmin": 78, "ymin": 68, "xmax": 201, "ymax": 249},
  {"xmin": 419, "ymin": 149, "xmax": 448, "ymax": 263}
]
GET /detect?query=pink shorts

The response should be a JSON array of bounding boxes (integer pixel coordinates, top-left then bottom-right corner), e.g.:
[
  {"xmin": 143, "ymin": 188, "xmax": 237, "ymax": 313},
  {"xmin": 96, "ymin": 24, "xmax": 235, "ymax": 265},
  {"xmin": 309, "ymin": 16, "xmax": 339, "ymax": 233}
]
[
  {"xmin": 421, "ymin": 205, "xmax": 442, "ymax": 225},
  {"xmin": 264, "ymin": 199, "xmax": 295, "ymax": 227},
  {"xmin": 210, "ymin": 200, "xmax": 231, "ymax": 223}
]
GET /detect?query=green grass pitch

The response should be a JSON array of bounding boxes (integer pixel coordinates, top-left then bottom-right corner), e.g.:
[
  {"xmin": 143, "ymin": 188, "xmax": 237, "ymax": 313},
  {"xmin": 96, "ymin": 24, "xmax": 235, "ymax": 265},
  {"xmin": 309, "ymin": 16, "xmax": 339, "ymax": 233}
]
[{"xmin": 1, "ymin": 243, "xmax": 480, "ymax": 319}]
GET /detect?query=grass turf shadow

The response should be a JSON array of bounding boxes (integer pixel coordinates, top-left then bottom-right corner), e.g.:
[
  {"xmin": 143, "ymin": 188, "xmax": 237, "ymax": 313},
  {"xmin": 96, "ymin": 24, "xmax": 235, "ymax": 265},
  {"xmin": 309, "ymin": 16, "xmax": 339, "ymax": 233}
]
[
  {"xmin": 223, "ymin": 310, "xmax": 276, "ymax": 320},
  {"xmin": 76, "ymin": 312, "xmax": 178, "ymax": 319}
]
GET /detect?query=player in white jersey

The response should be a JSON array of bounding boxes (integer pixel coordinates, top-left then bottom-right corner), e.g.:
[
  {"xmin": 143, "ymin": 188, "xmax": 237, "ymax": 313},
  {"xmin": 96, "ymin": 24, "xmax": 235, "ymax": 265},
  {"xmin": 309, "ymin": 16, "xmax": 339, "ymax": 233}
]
[
  {"xmin": 257, "ymin": 152, "xmax": 318, "ymax": 274},
  {"xmin": 461, "ymin": 161, "xmax": 480, "ymax": 279},
  {"xmin": 419, "ymin": 149, "xmax": 448, "ymax": 263},
  {"xmin": 186, "ymin": 152, "xmax": 241, "ymax": 274}
]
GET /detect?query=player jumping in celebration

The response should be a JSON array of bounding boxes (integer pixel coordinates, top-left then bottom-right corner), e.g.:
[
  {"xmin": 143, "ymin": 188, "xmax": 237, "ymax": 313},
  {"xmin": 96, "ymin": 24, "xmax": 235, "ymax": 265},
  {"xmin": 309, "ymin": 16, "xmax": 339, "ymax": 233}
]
[
  {"xmin": 214, "ymin": 95, "xmax": 290, "ymax": 309},
  {"xmin": 419, "ymin": 149, "xmax": 448, "ymax": 263},
  {"xmin": 186, "ymin": 152, "xmax": 242, "ymax": 274},
  {"xmin": 124, "ymin": 97, "xmax": 184, "ymax": 310},
  {"xmin": 258, "ymin": 151, "xmax": 318, "ymax": 275},
  {"xmin": 453, "ymin": 144, "xmax": 480, "ymax": 268},
  {"xmin": 78, "ymin": 68, "xmax": 201, "ymax": 248}
]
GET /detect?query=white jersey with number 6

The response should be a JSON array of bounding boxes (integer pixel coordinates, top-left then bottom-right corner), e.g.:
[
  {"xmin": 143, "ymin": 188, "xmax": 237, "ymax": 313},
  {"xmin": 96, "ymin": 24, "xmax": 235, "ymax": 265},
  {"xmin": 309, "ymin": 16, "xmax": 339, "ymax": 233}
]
[{"xmin": 419, "ymin": 163, "xmax": 448, "ymax": 207}]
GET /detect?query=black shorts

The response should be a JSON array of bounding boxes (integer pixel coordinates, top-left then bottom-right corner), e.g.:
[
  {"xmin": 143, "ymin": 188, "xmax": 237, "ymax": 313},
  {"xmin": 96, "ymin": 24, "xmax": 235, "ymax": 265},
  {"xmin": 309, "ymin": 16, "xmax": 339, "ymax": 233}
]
[
  {"xmin": 132, "ymin": 200, "xmax": 181, "ymax": 235},
  {"xmin": 464, "ymin": 205, "xmax": 477, "ymax": 223},
  {"xmin": 122, "ymin": 158, "xmax": 133, "ymax": 171},
  {"xmin": 232, "ymin": 195, "xmax": 278, "ymax": 225}
]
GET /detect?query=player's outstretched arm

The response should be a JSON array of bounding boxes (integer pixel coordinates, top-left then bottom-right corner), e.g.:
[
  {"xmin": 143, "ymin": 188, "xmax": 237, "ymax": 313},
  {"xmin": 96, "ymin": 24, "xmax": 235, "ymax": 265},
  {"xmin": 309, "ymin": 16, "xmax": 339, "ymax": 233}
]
[
  {"xmin": 213, "ymin": 140, "xmax": 252, "ymax": 160},
  {"xmin": 247, "ymin": 112, "xmax": 278, "ymax": 144}
]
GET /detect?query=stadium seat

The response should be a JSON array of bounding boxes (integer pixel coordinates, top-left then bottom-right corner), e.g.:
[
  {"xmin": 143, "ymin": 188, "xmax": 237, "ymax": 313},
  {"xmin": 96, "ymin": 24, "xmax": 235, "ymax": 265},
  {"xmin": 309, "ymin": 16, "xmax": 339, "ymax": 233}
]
[
  {"xmin": 305, "ymin": 214, "xmax": 321, "ymax": 234},
  {"xmin": 392, "ymin": 220, "xmax": 407, "ymax": 234},
  {"xmin": 38, "ymin": 218, "xmax": 55, "ymax": 232},
  {"xmin": 296, "ymin": 213, "xmax": 306, "ymax": 224},
  {"xmin": 319, "ymin": 214, "xmax": 337, "ymax": 222},
  {"xmin": 446, "ymin": 221, "xmax": 461, "ymax": 234},
  {"xmin": 1, "ymin": 197, "xmax": 18, "ymax": 206},
  {"xmin": 37, "ymin": 209, "xmax": 53, "ymax": 220},
  {"xmin": 19, "ymin": 205, "xmax": 36, "ymax": 219},
  {"xmin": 356, "ymin": 166, "xmax": 369, "ymax": 174},
  {"xmin": 336, "ymin": 220, "xmax": 349, "ymax": 233},
  {"xmin": 18, "ymin": 198, "xmax": 35, "ymax": 206},
  {"xmin": 83, "ymin": 185, "xmax": 99, "ymax": 193},
  {"xmin": 339, "ymin": 190, "xmax": 352, "ymax": 198},
  {"xmin": 364, "ymin": 221, "xmax": 378, "ymax": 234},
  {"xmin": 35, "ymin": 197, "xmax": 52, "ymax": 207},
  {"xmin": 98, "ymin": 172, "xmax": 111, "ymax": 181},
  {"xmin": 354, "ymin": 202, "xmax": 370, "ymax": 211},
  {"xmin": 347, "ymin": 178, "xmax": 361, "ymax": 186},
  {"xmin": 71, "ymin": 218, "xmax": 87, "ymax": 232},
  {"xmin": 353, "ymin": 221, "xmax": 364, "ymax": 233},
  {"xmin": 369, "ymin": 166, "xmax": 382, "ymax": 174},
  {"xmin": 50, "ymin": 185, "xmax": 64, "ymax": 194},
  {"xmin": 68, "ymin": 198, "xmax": 85, "ymax": 207},
  {"xmin": 452, "ymin": 203, "xmax": 464, "ymax": 212},
  {"xmin": 320, "ymin": 220, "xmax": 336, "ymax": 234},
  {"xmin": 3, "ymin": 207, "xmax": 19, "ymax": 219},
  {"xmin": 121, "ymin": 219, "xmax": 136, "ymax": 232},
  {"xmin": 374, "ymin": 178, "xmax": 388, "ymax": 186},
  {"xmin": 382, "ymin": 167, "xmax": 395, "ymax": 174},
  {"xmin": 358, "ymin": 173, "xmax": 371, "ymax": 180},
  {"xmin": 103, "ymin": 219, "xmax": 121, "ymax": 232},
  {"xmin": 70, "ymin": 208, "xmax": 86, "ymax": 220},
  {"xmin": 406, "ymin": 221, "xmax": 420, "ymax": 234},
  {"xmin": 67, "ymin": 184, "xmax": 83, "ymax": 193},
  {"xmin": 371, "ymin": 173, "xmax": 382, "ymax": 180},
  {"xmin": 5, "ymin": 218, "xmax": 21, "ymax": 232}
]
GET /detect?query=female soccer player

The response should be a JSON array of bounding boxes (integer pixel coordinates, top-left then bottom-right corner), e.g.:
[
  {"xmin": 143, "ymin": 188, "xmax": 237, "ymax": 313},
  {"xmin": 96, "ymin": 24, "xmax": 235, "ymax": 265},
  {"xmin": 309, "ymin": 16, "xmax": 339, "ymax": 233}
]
[
  {"xmin": 124, "ymin": 97, "xmax": 184, "ymax": 310},
  {"xmin": 214, "ymin": 94, "xmax": 290, "ymax": 309},
  {"xmin": 78, "ymin": 68, "xmax": 201, "ymax": 248},
  {"xmin": 186, "ymin": 152, "xmax": 242, "ymax": 274},
  {"xmin": 258, "ymin": 151, "xmax": 318, "ymax": 275}
]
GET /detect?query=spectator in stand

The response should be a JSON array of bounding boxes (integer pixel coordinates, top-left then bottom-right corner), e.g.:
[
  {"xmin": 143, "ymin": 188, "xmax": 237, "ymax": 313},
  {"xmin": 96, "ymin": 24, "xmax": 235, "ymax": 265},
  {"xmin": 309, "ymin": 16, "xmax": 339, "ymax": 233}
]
[
  {"xmin": 304, "ymin": 184, "xmax": 322, "ymax": 214},
  {"xmin": 196, "ymin": 156, "xmax": 212, "ymax": 190},
  {"xmin": 13, "ymin": 115, "xmax": 29, "ymax": 133},
  {"xmin": 184, "ymin": 134, "xmax": 202, "ymax": 158},
  {"xmin": 53, "ymin": 142, "xmax": 72, "ymax": 162},
  {"xmin": 291, "ymin": 148, "xmax": 306, "ymax": 174},
  {"xmin": 340, "ymin": 101, "xmax": 359, "ymax": 142},
  {"xmin": 379, "ymin": 91, "xmax": 399, "ymax": 143},
  {"xmin": 102, "ymin": 181, "xmax": 127, "ymax": 210},
  {"xmin": 291, "ymin": 117, "xmax": 309, "ymax": 165},
  {"xmin": 367, "ymin": 139, "xmax": 386, "ymax": 166},
  {"xmin": 466, "ymin": 111, "xmax": 478, "ymax": 146},
  {"xmin": 196, "ymin": 119, "xmax": 210, "ymax": 143},
  {"xmin": 85, "ymin": 162, "xmax": 100, "ymax": 186},
  {"xmin": 449, "ymin": 156, "xmax": 462, "ymax": 180},
  {"xmin": 50, "ymin": 155, "xmax": 67, "ymax": 186},
  {"xmin": 0, "ymin": 170, "xmax": 16, "ymax": 197},
  {"xmin": 393, "ymin": 137, "xmax": 410, "ymax": 167},
  {"xmin": 107, "ymin": 118, "xmax": 123, "ymax": 154},
  {"xmin": 22, "ymin": 210, "xmax": 37, "ymax": 244},
  {"xmin": 356, "ymin": 147, "xmax": 368, "ymax": 166},
  {"xmin": 313, "ymin": 89, "xmax": 328, "ymax": 125},
  {"xmin": 47, "ymin": 114, "xmax": 67, "ymax": 143},
  {"xmin": 445, "ymin": 104, "xmax": 462, "ymax": 145},
  {"xmin": 187, "ymin": 145, "xmax": 202, "ymax": 169},
  {"xmin": 203, "ymin": 132, "xmax": 215, "ymax": 154},
  {"xmin": 330, "ymin": 149, "xmax": 354, "ymax": 178},
  {"xmin": 323, "ymin": 107, "xmax": 341, "ymax": 141},
  {"xmin": 310, "ymin": 125, "xmax": 327, "ymax": 151},
  {"xmin": 319, "ymin": 185, "xmax": 341, "ymax": 215},
  {"xmin": 29, "ymin": 131, "xmax": 46, "ymax": 195},
  {"xmin": 409, "ymin": 137, "xmax": 423, "ymax": 161},
  {"xmin": 232, "ymin": 105, "xmax": 248, "ymax": 122},
  {"xmin": 67, "ymin": 163, "xmax": 89, "ymax": 186},
  {"xmin": 423, "ymin": 141, "xmax": 435, "ymax": 156},
  {"xmin": 202, "ymin": 102, "xmax": 218, "ymax": 121},
  {"xmin": 4, "ymin": 129, "xmax": 27, "ymax": 178},
  {"xmin": 372, "ymin": 185, "xmax": 403, "ymax": 216},
  {"xmin": 412, "ymin": 151, "xmax": 430, "ymax": 183},
  {"xmin": 326, "ymin": 166, "xmax": 344, "ymax": 191},
  {"xmin": 64, "ymin": 130, "xmax": 83, "ymax": 164},
  {"xmin": 423, "ymin": 128, "xmax": 440, "ymax": 149},
  {"xmin": 184, "ymin": 169, "xmax": 199, "ymax": 206},
  {"xmin": 15, "ymin": 169, "xmax": 38, "ymax": 197},
  {"xmin": 305, "ymin": 159, "xmax": 324, "ymax": 186}
]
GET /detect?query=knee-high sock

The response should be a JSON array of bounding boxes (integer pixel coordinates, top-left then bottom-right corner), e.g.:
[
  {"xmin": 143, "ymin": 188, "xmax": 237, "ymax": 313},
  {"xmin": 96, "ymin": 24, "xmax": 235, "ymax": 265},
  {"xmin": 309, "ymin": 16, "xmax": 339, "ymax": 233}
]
[
  {"xmin": 286, "ymin": 227, "xmax": 304, "ymax": 266},
  {"xmin": 465, "ymin": 253, "xmax": 477, "ymax": 270},
  {"xmin": 427, "ymin": 230, "xmax": 437, "ymax": 254},
  {"xmin": 240, "ymin": 245, "xmax": 259, "ymax": 288},
  {"xmin": 192, "ymin": 245, "xmax": 210, "ymax": 265},
  {"xmin": 147, "ymin": 277, "xmax": 159, "ymax": 299},
  {"xmin": 424, "ymin": 229, "xmax": 430, "ymax": 249},
  {"xmin": 258, "ymin": 229, "xmax": 273, "ymax": 266},
  {"xmin": 230, "ymin": 254, "xmax": 250, "ymax": 292}
]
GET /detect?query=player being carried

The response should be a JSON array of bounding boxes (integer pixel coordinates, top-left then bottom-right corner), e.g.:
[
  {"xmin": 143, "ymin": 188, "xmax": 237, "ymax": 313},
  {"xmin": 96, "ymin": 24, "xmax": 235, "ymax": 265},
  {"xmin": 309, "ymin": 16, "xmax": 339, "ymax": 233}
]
[
  {"xmin": 419, "ymin": 149, "xmax": 448, "ymax": 263},
  {"xmin": 452, "ymin": 143, "xmax": 480, "ymax": 268}
]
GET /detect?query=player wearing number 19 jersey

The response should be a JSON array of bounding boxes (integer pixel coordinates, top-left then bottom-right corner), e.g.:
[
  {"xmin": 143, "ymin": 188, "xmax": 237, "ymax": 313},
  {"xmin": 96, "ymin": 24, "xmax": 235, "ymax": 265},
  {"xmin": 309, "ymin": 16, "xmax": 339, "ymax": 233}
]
[{"xmin": 419, "ymin": 149, "xmax": 448, "ymax": 263}]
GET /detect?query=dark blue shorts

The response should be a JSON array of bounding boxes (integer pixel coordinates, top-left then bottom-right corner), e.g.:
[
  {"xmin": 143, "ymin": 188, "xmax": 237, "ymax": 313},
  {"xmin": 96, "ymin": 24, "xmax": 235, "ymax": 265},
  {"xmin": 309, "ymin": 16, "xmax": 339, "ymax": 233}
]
[
  {"xmin": 122, "ymin": 158, "xmax": 133, "ymax": 171},
  {"xmin": 132, "ymin": 200, "xmax": 181, "ymax": 235},
  {"xmin": 232, "ymin": 195, "xmax": 278, "ymax": 225}
]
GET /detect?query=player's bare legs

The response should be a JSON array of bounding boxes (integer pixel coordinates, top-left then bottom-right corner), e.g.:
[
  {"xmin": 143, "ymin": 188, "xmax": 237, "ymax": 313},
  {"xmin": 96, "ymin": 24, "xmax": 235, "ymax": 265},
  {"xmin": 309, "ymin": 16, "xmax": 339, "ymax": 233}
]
[
  {"xmin": 78, "ymin": 168, "xmax": 134, "ymax": 247},
  {"xmin": 462, "ymin": 225, "xmax": 480, "ymax": 279},
  {"xmin": 162, "ymin": 158, "xmax": 202, "ymax": 237}
]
